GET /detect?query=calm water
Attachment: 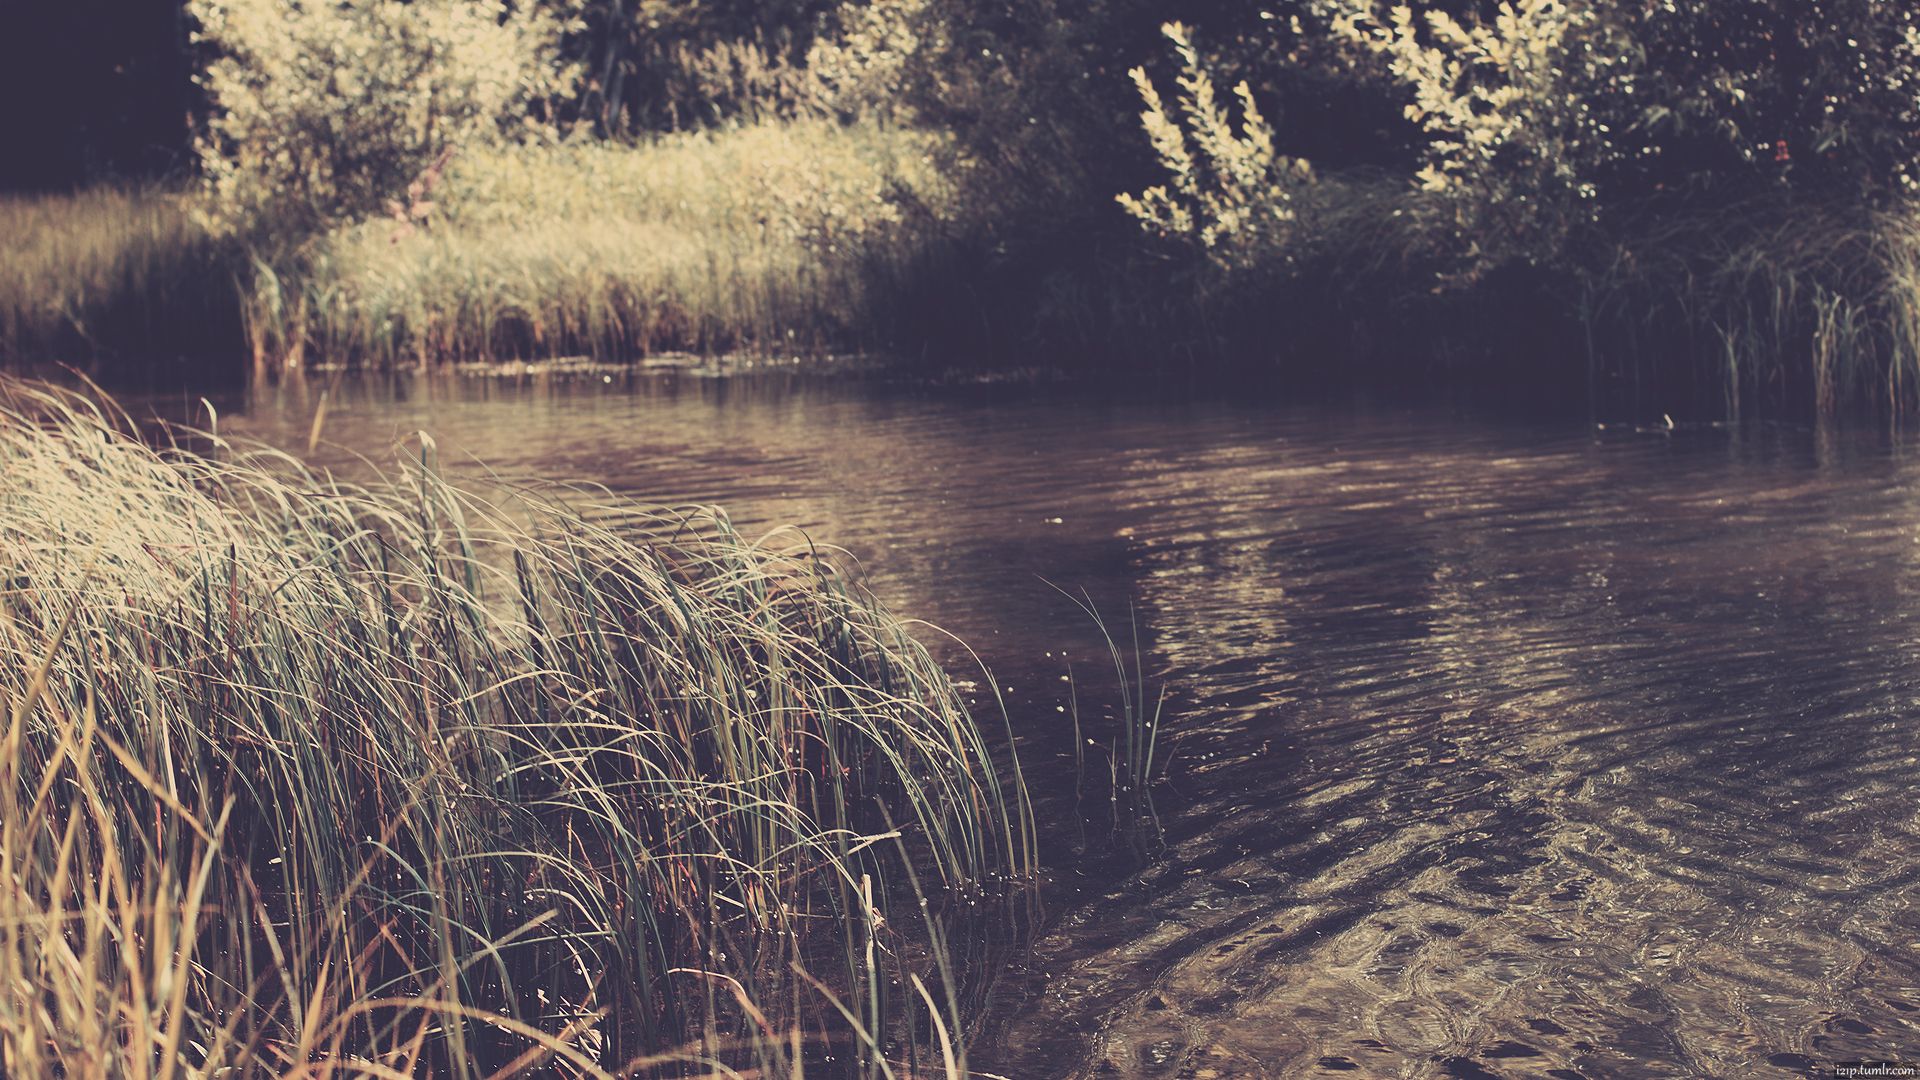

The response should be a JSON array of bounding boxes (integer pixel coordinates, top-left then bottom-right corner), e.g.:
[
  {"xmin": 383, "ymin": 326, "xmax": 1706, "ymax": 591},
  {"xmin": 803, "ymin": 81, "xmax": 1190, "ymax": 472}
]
[{"xmin": 171, "ymin": 368, "xmax": 1920, "ymax": 1077}]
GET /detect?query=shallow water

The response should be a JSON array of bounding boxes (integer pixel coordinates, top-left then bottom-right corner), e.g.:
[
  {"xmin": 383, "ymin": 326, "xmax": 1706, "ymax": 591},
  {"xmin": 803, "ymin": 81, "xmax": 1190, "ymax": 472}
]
[{"xmin": 169, "ymin": 369, "xmax": 1920, "ymax": 1077}]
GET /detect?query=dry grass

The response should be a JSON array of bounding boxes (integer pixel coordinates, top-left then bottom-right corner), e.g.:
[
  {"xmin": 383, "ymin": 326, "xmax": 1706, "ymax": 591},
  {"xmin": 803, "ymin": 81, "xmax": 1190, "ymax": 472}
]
[{"xmin": 244, "ymin": 121, "xmax": 956, "ymax": 370}]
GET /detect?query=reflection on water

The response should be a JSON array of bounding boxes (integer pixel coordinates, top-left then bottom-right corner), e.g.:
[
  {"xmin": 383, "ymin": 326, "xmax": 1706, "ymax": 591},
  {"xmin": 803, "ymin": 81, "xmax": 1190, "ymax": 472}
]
[{"xmin": 166, "ymin": 370, "xmax": 1920, "ymax": 1077}]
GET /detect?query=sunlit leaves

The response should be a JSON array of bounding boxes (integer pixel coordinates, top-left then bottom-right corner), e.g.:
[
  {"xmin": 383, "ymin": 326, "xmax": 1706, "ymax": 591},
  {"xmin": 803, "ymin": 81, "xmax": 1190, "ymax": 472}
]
[
  {"xmin": 1117, "ymin": 22, "xmax": 1313, "ymax": 271},
  {"xmin": 190, "ymin": 0, "xmax": 579, "ymax": 229}
]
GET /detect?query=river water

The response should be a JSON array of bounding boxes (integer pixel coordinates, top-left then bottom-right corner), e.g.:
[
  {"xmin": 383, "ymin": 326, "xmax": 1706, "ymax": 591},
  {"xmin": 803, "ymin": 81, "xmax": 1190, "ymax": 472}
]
[{"xmin": 173, "ymin": 367, "xmax": 1920, "ymax": 1078}]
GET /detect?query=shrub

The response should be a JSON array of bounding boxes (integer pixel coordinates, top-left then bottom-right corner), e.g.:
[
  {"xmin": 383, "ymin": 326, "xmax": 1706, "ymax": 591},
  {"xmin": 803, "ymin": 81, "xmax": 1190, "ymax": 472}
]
[
  {"xmin": 1320, "ymin": 0, "xmax": 1627, "ymax": 279},
  {"xmin": 1317, "ymin": 0, "xmax": 1920, "ymax": 273},
  {"xmin": 805, "ymin": 0, "xmax": 950, "ymax": 122},
  {"xmin": 1607, "ymin": 0, "xmax": 1920, "ymax": 205},
  {"xmin": 1116, "ymin": 22, "xmax": 1315, "ymax": 272},
  {"xmin": 189, "ymin": 0, "xmax": 578, "ymax": 228},
  {"xmin": 564, "ymin": 0, "xmax": 831, "ymax": 132}
]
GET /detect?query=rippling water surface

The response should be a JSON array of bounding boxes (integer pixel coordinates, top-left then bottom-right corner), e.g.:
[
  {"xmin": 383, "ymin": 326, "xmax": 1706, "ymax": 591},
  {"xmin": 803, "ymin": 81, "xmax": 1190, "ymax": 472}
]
[{"xmin": 178, "ymin": 369, "xmax": 1920, "ymax": 1077}]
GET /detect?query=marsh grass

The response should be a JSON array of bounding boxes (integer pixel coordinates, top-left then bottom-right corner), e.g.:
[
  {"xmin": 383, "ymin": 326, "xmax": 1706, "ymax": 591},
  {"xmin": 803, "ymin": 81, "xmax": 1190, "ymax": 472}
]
[
  {"xmin": 0, "ymin": 190, "xmax": 244, "ymax": 378},
  {"xmin": 0, "ymin": 375, "xmax": 1031, "ymax": 1076},
  {"xmin": 8, "ymin": 134, "xmax": 1919, "ymax": 421},
  {"xmin": 1577, "ymin": 198, "xmax": 1920, "ymax": 419},
  {"xmin": 0, "ymin": 123, "xmax": 954, "ymax": 380},
  {"xmin": 244, "ymin": 122, "xmax": 955, "ymax": 372},
  {"xmin": 1048, "ymin": 588, "xmax": 1171, "ymax": 864}
]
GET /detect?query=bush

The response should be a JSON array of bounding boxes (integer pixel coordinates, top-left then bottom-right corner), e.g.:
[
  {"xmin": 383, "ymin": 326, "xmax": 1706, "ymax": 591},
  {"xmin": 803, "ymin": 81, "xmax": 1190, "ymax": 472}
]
[
  {"xmin": 1321, "ymin": 0, "xmax": 1625, "ymax": 279},
  {"xmin": 1607, "ymin": 0, "xmax": 1920, "ymax": 205},
  {"xmin": 189, "ymin": 0, "xmax": 578, "ymax": 228},
  {"xmin": 1116, "ymin": 22, "xmax": 1315, "ymax": 272},
  {"xmin": 1316, "ymin": 0, "xmax": 1920, "ymax": 274},
  {"xmin": 565, "ymin": 0, "xmax": 832, "ymax": 132}
]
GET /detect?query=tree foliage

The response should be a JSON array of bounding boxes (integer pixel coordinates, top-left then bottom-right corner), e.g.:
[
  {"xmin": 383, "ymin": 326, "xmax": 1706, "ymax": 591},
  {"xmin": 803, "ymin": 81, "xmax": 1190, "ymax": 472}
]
[
  {"xmin": 1319, "ymin": 0, "xmax": 1628, "ymax": 274},
  {"xmin": 1117, "ymin": 22, "xmax": 1314, "ymax": 270},
  {"xmin": 1120, "ymin": 0, "xmax": 1920, "ymax": 282},
  {"xmin": 567, "ymin": 0, "xmax": 833, "ymax": 132},
  {"xmin": 1617, "ymin": 0, "xmax": 1920, "ymax": 202},
  {"xmin": 190, "ymin": 0, "xmax": 578, "ymax": 227}
]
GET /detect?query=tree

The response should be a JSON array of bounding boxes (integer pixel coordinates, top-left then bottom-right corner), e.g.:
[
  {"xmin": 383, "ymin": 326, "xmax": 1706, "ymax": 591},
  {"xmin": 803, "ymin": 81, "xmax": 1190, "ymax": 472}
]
[{"xmin": 190, "ymin": 0, "xmax": 578, "ymax": 227}]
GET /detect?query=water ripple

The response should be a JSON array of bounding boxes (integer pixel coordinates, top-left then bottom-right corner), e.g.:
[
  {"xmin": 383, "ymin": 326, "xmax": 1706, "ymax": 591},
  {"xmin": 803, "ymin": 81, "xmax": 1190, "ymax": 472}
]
[{"xmin": 194, "ymin": 373, "xmax": 1920, "ymax": 1077}]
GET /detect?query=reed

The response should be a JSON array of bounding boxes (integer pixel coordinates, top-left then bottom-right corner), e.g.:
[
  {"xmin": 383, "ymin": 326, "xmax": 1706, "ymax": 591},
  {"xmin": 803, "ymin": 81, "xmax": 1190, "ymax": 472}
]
[
  {"xmin": 0, "ymin": 189, "xmax": 245, "ymax": 379},
  {"xmin": 1577, "ymin": 197, "xmax": 1920, "ymax": 418},
  {"xmin": 0, "ymin": 375, "xmax": 1031, "ymax": 1076},
  {"xmin": 1050, "ymin": 588, "xmax": 1171, "ymax": 862},
  {"xmin": 243, "ymin": 121, "xmax": 955, "ymax": 372}
]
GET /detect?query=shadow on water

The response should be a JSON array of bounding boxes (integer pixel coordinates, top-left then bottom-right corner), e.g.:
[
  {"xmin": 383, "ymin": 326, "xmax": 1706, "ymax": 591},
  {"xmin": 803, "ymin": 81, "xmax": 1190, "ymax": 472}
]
[{"xmin": 136, "ymin": 367, "xmax": 1920, "ymax": 1078}]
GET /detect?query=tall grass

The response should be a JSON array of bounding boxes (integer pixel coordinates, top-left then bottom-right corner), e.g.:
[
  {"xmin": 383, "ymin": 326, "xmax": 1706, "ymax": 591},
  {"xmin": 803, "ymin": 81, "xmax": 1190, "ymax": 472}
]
[
  {"xmin": 10, "ymin": 135, "xmax": 1918, "ymax": 420},
  {"xmin": 1050, "ymin": 590, "xmax": 1170, "ymax": 863},
  {"xmin": 0, "ymin": 375, "xmax": 1031, "ymax": 1075},
  {"xmin": 1578, "ymin": 198, "xmax": 1920, "ymax": 419},
  {"xmin": 0, "ymin": 190, "xmax": 244, "ymax": 378},
  {"xmin": 244, "ymin": 121, "xmax": 956, "ymax": 371},
  {"xmin": 0, "ymin": 123, "xmax": 955, "ymax": 379}
]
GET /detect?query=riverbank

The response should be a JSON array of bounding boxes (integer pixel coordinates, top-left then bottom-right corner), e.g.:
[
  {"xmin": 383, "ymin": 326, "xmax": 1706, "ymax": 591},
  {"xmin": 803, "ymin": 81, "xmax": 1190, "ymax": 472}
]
[
  {"xmin": 0, "ymin": 188, "xmax": 244, "ymax": 379},
  {"xmin": 0, "ymin": 120, "xmax": 957, "ymax": 382},
  {"xmin": 8, "ymin": 118, "xmax": 1920, "ymax": 421},
  {"xmin": 0, "ymin": 375, "xmax": 1031, "ymax": 1076}
]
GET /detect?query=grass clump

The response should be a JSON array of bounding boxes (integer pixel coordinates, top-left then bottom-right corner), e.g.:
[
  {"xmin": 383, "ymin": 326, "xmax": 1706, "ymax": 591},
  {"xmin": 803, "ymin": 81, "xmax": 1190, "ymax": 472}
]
[
  {"xmin": 0, "ymin": 376, "xmax": 1030, "ymax": 1075},
  {"xmin": 244, "ymin": 121, "xmax": 954, "ymax": 370},
  {"xmin": 0, "ymin": 122, "xmax": 954, "ymax": 378},
  {"xmin": 0, "ymin": 190, "xmax": 243, "ymax": 378},
  {"xmin": 1578, "ymin": 200, "xmax": 1920, "ymax": 418}
]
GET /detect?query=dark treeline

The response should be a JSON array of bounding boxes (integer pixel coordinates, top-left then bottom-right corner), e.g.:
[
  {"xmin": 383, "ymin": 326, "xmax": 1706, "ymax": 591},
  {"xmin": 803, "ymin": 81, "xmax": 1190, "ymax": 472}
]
[{"xmin": 0, "ymin": 1, "xmax": 198, "ymax": 190}]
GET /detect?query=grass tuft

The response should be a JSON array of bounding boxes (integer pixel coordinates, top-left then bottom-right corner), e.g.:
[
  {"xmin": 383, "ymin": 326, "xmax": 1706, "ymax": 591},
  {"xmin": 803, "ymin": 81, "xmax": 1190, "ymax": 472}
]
[{"xmin": 0, "ymin": 375, "xmax": 1029, "ymax": 1075}]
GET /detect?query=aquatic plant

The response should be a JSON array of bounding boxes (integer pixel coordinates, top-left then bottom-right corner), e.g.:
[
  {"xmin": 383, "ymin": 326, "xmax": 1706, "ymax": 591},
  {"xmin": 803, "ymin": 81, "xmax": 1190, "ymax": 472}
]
[
  {"xmin": 1578, "ymin": 198, "xmax": 1920, "ymax": 418},
  {"xmin": 0, "ymin": 375, "xmax": 1031, "ymax": 1075},
  {"xmin": 1052, "ymin": 588, "xmax": 1172, "ymax": 862}
]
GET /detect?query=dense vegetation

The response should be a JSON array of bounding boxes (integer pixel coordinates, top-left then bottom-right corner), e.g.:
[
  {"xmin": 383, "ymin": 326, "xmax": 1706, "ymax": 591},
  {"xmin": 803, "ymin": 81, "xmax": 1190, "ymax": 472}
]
[
  {"xmin": 0, "ymin": 375, "xmax": 1032, "ymax": 1075},
  {"xmin": 9, "ymin": 0, "xmax": 1920, "ymax": 415}
]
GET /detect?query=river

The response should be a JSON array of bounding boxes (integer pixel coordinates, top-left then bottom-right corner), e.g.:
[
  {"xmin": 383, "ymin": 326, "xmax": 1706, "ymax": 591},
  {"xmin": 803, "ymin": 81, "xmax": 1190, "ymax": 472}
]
[{"xmin": 159, "ymin": 365, "xmax": 1920, "ymax": 1078}]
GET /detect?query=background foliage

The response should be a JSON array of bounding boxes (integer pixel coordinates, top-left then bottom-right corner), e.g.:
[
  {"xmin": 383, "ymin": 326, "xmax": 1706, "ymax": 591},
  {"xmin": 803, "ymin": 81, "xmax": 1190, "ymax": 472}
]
[
  {"xmin": 189, "ymin": 0, "xmax": 579, "ymax": 227},
  {"xmin": 9, "ymin": 0, "xmax": 1920, "ymax": 412}
]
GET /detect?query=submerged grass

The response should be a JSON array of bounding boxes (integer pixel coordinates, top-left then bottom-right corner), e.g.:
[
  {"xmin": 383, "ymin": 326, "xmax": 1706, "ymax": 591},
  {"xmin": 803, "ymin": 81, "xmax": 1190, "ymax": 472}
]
[
  {"xmin": 1051, "ymin": 589, "xmax": 1170, "ymax": 864},
  {"xmin": 0, "ymin": 375, "xmax": 1032, "ymax": 1076}
]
